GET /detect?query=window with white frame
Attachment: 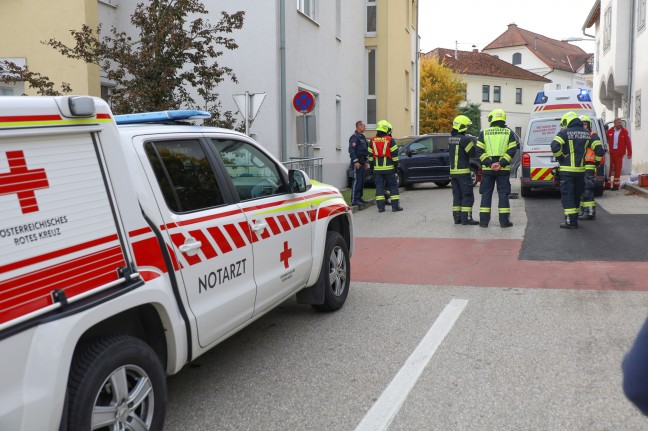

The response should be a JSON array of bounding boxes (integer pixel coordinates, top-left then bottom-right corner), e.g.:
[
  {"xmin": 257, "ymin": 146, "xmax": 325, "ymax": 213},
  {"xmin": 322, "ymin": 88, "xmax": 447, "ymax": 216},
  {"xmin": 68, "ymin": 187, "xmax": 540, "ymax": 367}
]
[
  {"xmin": 639, "ymin": 0, "xmax": 646, "ymax": 31},
  {"xmin": 604, "ymin": 7, "xmax": 612, "ymax": 50},
  {"xmin": 516, "ymin": 88, "xmax": 522, "ymax": 104},
  {"xmin": 494, "ymin": 86, "xmax": 501, "ymax": 103},
  {"xmin": 366, "ymin": 48, "xmax": 377, "ymax": 126},
  {"xmin": 298, "ymin": 0, "xmax": 317, "ymax": 21},
  {"xmin": 482, "ymin": 85, "xmax": 490, "ymax": 102},
  {"xmin": 366, "ymin": 1, "xmax": 376, "ymax": 35}
]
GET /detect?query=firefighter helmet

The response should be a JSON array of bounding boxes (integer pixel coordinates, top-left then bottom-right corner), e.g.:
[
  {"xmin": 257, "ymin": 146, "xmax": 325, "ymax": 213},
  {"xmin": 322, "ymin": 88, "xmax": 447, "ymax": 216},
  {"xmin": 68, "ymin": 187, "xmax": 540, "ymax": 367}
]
[
  {"xmin": 487, "ymin": 109, "xmax": 506, "ymax": 123},
  {"xmin": 452, "ymin": 115, "xmax": 472, "ymax": 133},
  {"xmin": 579, "ymin": 115, "xmax": 591, "ymax": 128},
  {"xmin": 560, "ymin": 111, "xmax": 579, "ymax": 128},
  {"xmin": 376, "ymin": 120, "xmax": 391, "ymax": 133}
]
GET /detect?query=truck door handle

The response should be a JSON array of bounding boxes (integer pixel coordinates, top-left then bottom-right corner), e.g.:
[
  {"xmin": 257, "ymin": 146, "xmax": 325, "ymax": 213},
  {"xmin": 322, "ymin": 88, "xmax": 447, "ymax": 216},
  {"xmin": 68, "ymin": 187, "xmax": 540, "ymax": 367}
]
[
  {"xmin": 251, "ymin": 222, "xmax": 268, "ymax": 232},
  {"xmin": 179, "ymin": 239, "xmax": 202, "ymax": 256}
]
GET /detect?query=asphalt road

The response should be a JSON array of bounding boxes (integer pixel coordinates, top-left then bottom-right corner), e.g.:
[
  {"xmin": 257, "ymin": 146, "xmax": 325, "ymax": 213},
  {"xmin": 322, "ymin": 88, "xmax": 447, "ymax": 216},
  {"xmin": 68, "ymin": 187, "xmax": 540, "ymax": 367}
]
[{"xmin": 164, "ymin": 182, "xmax": 648, "ymax": 431}]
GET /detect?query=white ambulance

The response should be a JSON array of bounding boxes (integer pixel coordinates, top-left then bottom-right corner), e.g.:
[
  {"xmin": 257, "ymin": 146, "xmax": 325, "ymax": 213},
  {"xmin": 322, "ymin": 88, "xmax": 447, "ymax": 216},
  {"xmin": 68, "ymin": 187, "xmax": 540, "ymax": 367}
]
[
  {"xmin": 0, "ymin": 96, "xmax": 353, "ymax": 430},
  {"xmin": 519, "ymin": 89, "xmax": 609, "ymax": 197}
]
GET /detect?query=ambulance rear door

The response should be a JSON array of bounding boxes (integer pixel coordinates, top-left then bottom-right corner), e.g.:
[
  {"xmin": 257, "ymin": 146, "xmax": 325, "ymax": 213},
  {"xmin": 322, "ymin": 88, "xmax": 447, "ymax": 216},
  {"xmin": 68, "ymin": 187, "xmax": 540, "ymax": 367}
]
[{"xmin": 520, "ymin": 118, "xmax": 561, "ymax": 193}]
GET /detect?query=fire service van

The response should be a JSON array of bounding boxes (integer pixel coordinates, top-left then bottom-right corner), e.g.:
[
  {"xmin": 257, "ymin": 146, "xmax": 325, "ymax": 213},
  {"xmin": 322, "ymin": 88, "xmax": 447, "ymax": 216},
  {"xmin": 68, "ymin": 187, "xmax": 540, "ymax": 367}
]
[
  {"xmin": 0, "ymin": 96, "xmax": 353, "ymax": 430},
  {"xmin": 520, "ymin": 89, "xmax": 609, "ymax": 197}
]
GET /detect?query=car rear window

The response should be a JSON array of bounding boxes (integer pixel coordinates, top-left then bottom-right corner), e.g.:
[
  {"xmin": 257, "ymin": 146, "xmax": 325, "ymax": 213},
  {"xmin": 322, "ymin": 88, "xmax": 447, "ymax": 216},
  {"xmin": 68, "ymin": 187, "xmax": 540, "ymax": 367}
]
[{"xmin": 526, "ymin": 119, "xmax": 561, "ymax": 147}]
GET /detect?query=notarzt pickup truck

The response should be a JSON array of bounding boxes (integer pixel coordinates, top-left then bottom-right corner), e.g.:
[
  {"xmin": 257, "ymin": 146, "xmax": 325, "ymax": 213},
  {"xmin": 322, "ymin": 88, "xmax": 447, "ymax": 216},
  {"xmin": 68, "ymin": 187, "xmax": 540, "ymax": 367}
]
[{"xmin": 0, "ymin": 96, "xmax": 353, "ymax": 430}]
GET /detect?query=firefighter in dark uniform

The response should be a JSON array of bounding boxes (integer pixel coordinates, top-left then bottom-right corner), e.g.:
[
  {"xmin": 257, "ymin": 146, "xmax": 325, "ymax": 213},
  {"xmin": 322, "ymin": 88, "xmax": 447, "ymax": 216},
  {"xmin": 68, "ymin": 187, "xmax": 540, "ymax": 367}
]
[
  {"xmin": 449, "ymin": 115, "xmax": 478, "ymax": 225},
  {"xmin": 348, "ymin": 120, "xmax": 370, "ymax": 206},
  {"xmin": 476, "ymin": 109, "xmax": 518, "ymax": 228},
  {"xmin": 578, "ymin": 115, "xmax": 603, "ymax": 220},
  {"xmin": 550, "ymin": 111, "xmax": 604, "ymax": 229},
  {"xmin": 369, "ymin": 120, "xmax": 403, "ymax": 213}
]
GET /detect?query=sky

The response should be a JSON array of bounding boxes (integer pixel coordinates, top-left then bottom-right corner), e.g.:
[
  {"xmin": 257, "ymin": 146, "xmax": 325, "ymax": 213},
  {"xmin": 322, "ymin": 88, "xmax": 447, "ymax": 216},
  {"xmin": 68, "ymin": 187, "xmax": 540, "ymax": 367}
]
[{"xmin": 419, "ymin": 0, "xmax": 597, "ymax": 54}]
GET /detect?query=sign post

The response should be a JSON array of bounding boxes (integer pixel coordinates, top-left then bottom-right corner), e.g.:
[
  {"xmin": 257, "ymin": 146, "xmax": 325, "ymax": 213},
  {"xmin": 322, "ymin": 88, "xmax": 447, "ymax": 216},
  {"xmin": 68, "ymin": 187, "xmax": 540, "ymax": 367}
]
[{"xmin": 293, "ymin": 91, "xmax": 316, "ymax": 157}]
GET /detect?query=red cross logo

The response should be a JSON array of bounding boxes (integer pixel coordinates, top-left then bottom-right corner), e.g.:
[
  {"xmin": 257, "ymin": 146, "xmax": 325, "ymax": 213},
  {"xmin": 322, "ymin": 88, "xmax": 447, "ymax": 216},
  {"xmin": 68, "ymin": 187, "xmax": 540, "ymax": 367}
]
[
  {"xmin": 0, "ymin": 150, "xmax": 50, "ymax": 214},
  {"xmin": 280, "ymin": 241, "xmax": 292, "ymax": 269}
]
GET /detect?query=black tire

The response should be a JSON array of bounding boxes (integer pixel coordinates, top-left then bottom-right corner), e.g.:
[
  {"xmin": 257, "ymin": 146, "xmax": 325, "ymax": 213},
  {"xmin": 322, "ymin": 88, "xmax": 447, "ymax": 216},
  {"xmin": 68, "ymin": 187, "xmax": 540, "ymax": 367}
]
[
  {"xmin": 312, "ymin": 231, "xmax": 350, "ymax": 312},
  {"xmin": 594, "ymin": 185, "xmax": 604, "ymax": 197},
  {"xmin": 67, "ymin": 335, "xmax": 167, "ymax": 431},
  {"xmin": 521, "ymin": 186, "xmax": 531, "ymax": 197},
  {"xmin": 434, "ymin": 181, "xmax": 450, "ymax": 187},
  {"xmin": 347, "ymin": 177, "xmax": 353, "ymax": 188},
  {"xmin": 396, "ymin": 170, "xmax": 404, "ymax": 188},
  {"xmin": 470, "ymin": 169, "xmax": 478, "ymax": 187}
]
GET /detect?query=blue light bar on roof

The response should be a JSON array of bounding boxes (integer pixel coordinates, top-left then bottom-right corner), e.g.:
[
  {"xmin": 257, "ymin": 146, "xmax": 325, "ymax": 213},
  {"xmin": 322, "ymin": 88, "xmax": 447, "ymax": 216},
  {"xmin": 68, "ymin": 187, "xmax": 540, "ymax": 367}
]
[
  {"xmin": 576, "ymin": 89, "xmax": 592, "ymax": 102},
  {"xmin": 114, "ymin": 110, "xmax": 211, "ymax": 125},
  {"xmin": 534, "ymin": 92, "xmax": 548, "ymax": 105}
]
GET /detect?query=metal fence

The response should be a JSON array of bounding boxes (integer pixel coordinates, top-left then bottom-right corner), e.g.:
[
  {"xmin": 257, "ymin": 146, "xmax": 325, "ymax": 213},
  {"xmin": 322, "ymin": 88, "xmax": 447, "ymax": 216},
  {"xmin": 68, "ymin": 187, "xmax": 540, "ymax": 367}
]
[{"xmin": 282, "ymin": 157, "xmax": 323, "ymax": 182}]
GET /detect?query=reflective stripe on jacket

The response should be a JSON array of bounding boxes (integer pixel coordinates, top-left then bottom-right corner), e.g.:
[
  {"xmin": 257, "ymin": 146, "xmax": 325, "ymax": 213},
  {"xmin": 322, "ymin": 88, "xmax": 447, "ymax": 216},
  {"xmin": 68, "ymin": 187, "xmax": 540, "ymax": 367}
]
[
  {"xmin": 449, "ymin": 133, "xmax": 475, "ymax": 175},
  {"xmin": 476, "ymin": 126, "xmax": 517, "ymax": 171},
  {"xmin": 369, "ymin": 134, "xmax": 399, "ymax": 171},
  {"xmin": 551, "ymin": 126, "xmax": 604, "ymax": 174}
]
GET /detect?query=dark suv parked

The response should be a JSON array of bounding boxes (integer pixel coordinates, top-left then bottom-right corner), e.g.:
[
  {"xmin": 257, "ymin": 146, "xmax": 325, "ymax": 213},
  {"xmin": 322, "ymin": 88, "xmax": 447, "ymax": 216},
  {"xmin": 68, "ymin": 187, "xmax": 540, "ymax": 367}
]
[{"xmin": 347, "ymin": 133, "xmax": 481, "ymax": 188}]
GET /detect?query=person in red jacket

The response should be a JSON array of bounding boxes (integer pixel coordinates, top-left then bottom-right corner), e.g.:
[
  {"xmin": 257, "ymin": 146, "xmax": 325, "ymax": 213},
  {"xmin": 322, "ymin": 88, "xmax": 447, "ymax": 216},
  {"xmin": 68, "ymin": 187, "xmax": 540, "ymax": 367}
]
[{"xmin": 605, "ymin": 118, "xmax": 632, "ymax": 191}]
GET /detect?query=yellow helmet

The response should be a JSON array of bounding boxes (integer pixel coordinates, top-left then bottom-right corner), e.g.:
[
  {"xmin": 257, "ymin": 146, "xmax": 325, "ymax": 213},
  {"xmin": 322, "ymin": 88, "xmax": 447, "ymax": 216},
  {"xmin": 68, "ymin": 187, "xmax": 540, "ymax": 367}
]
[
  {"xmin": 560, "ymin": 111, "xmax": 579, "ymax": 128},
  {"xmin": 487, "ymin": 109, "xmax": 506, "ymax": 123},
  {"xmin": 452, "ymin": 115, "xmax": 472, "ymax": 133},
  {"xmin": 376, "ymin": 120, "xmax": 391, "ymax": 133}
]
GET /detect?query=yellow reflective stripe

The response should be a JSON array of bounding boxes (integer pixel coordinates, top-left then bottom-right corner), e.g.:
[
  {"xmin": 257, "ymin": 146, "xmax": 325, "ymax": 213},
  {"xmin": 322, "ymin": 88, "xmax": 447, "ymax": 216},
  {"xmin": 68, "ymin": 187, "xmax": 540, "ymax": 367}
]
[
  {"xmin": 498, "ymin": 208, "xmax": 511, "ymax": 214},
  {"xmin": 479, "ymin": 154, "xmax": 488, "ymax": 161},
  {"xmin": 582, "ymin": 201, "xmax": 595, "ymax": 207},
  {"xmin": 560, "ymin": 166, "xmax": 586, "ymax": 173},
  {"xmin": 255, "ymin": 195, "xmax": 343, "ymax": 215},
  {"xmin": 465, "ymin": 141, "xmax": 474, "ymax": 152},
  {"xmin": 501, "ymin": 154, "xmax": 512, "ymax": 162},
  {"xmin": 460, "ymin": 206, "xmax": 471, "ymax": 212},
  {"xmin": 554, "ymin": 136, "xmax": 565, "ymax": 144},
  {"xmin": 565, "ymin": 208, "xmax": 579, "ymax": 215},
  {"xmin": 452, "ymin": 206, "xmax": 461, "ymax": 211},
  {"xmin": 450, "ymin": 168, "xmax": 470, "ymax": 174},
  {"xmin": 0, "ymin": 118, "xmax": 113, "ymax": 128},
  {"xmin": 479, "ymin": 207, "xmax": 491, "ymax": 213}
]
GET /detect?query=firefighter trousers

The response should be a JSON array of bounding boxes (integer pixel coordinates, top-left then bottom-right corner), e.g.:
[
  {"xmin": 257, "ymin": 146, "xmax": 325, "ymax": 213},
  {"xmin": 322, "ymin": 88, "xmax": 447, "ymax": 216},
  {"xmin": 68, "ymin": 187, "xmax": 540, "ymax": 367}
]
[
  {"xmin": 581, "ymin": 169, "xmax": 596, "ymax": 212},
  {"xmin": 479, "ymin": 171, "xmax": 511, "ymax": 225},
  {"xmin": 374, "ymin": 170, "xmax": 399, "ymax": 209},
  {"xmin": 451, "ymin": 174, "xmax": 474, "ymax": 222},
  {"xmin": 559, "ymin": 173, "xmax": 584, "ymax": 226}
]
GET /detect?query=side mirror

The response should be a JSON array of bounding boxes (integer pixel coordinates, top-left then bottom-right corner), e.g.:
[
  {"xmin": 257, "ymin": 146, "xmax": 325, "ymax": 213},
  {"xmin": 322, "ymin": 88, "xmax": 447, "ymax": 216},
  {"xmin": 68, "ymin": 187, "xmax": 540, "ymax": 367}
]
[
  {"xmin": 406, "ymin": 149, "xmax": 418, "ymax": 156},
  {"xmin": 289, "ymin": 169, "xmax": 312, "ymax": 193}
]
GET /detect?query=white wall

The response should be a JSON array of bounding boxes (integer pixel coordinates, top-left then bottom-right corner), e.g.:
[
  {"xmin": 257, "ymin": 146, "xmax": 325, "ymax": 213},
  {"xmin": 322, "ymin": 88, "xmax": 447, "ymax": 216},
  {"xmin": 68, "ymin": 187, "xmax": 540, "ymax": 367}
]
[{"xmin": 100, "ymin": 0, "xmax": 366, "ymax": 189}]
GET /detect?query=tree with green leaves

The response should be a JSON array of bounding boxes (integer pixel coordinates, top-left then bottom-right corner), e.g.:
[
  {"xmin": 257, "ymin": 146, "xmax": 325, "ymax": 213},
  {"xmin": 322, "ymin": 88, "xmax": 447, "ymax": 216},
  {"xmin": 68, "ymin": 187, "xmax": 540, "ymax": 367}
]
[
  {"xmin": 419, "ymin": 57, "xmax": 465, "ymax": 134},
  {"xmin": 458, "ymin": 103, "xmax": 482, "ymax": 136},
  {"xmin": 0, "ymin": 0, "xmax": 244, "ymax": 128}
]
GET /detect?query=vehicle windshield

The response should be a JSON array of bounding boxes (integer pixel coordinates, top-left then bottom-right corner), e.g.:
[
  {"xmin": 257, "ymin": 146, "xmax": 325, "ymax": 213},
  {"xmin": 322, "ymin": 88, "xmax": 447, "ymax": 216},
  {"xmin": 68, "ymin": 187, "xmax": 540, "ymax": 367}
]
[{"xmin": 526, "ymin": 119, "xmax": 561, "ymax": 147}]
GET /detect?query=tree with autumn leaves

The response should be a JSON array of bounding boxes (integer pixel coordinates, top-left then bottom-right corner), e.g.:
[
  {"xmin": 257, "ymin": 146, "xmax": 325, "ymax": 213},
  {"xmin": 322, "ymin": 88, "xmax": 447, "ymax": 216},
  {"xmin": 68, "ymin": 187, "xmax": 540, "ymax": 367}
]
[
  {"xmin": 0, "ymin": 0, "xmax": 244, "ymax": 129},
  {"xmin": 419, "ymin": 57, "xmax": 466, "ymax": 134}
]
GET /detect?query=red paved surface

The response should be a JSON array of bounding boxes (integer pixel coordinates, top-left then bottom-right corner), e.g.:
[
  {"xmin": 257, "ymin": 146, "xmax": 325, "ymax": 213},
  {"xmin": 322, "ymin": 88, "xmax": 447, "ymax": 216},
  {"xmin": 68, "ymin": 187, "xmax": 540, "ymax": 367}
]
[{"xmin": 352, "ymin": 237, "xmax": 648, "ymax": 291}]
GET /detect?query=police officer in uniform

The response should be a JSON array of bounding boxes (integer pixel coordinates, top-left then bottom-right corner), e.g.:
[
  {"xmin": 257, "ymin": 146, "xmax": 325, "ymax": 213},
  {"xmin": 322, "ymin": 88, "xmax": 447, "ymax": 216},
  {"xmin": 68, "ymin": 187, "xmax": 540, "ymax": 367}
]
[
  {"xmin": 578, "ymin": 115, "xmax": 603, "ymax": 220},
  {"xmin": 369, "ymin": 120, "xmax": 403, "ymax": 212},
  {"xmin": 349, "ymin": 120, "xmax": 370, "ymax": 206},
  {"xmin": 550, "ymin": 111, "xmax": 604, "ymax": 229},
  {"xmin": 449, "ymin": 115, "xmax": 478, "ymax": 225},
  {"xmin": 476, "ymin": 109, "xmax": 518, "ymax": 228}
]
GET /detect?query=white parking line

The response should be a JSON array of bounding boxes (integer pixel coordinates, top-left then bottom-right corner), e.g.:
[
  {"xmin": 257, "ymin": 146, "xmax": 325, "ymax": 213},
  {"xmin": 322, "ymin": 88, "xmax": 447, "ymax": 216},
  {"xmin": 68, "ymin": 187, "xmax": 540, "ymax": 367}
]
[{"xmin": 354, "ymin": 299, "xmax": 468, "ymax": 431}]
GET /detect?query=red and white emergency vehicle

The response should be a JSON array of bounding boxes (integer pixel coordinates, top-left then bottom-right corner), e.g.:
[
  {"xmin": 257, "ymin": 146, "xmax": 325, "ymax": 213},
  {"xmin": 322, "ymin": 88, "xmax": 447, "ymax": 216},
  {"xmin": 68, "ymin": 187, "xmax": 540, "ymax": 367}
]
[
  {"xmin": 520, "ymin": 89, "xmax": 609, "ymax": 197},
  {"xmin": 0, "ymin": 96, "xmax": 353, "ymax": 430}
]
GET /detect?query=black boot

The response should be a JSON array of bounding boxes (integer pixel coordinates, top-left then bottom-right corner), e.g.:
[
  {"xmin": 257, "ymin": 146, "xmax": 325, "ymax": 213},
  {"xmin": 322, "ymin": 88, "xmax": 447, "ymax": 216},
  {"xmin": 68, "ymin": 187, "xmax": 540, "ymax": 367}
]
[
  {"xmin": 500, "ymin": 217, "xmax": 513, "ymax": 228},
  {"xmin": 560, "ymin": 215, "xmax": 578, "ymax": 229},
  {"xmin": 461, "ymin": 212, "xmax": 479, "ymax": 225},
  {"xmin": 392, "ymin": 205, "xmax": 403, "ymax": 212},
  {"xmin": 378, "ymin": 202, "xmax": 385, "ymax": 213},
  {"xmin": 453, "ymin": 211, "xmax": 462, "ymax": 224}
]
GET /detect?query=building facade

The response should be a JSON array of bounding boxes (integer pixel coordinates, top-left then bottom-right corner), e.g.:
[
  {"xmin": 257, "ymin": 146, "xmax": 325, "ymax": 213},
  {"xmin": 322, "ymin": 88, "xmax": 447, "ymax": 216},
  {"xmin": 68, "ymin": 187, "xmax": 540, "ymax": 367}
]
[
  {"xmin": 0, "ymin": 0, "xmax": 101, "ymax": 97},
  {"xmin": 425, "ymin": 48, "xmax": 550, "ymax": 140},
  {"xmin": 364, "ymin": 0, "xmax": 420, "ymax": 138},
  {"xmin": 584, "ymin": 0, "xmax": 647, "ymax": 168},
  {"xmin": 482, "ymin": 24, "xmax": 593, "ymax": 93}
]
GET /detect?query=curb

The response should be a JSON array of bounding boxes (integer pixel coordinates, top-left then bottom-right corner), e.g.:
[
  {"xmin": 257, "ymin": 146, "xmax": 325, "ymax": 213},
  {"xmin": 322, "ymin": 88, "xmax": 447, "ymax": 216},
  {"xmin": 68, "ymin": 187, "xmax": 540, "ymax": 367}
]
[{"xmin": 625, "ymin": 184, "xmax": 648, "ymax": 199}]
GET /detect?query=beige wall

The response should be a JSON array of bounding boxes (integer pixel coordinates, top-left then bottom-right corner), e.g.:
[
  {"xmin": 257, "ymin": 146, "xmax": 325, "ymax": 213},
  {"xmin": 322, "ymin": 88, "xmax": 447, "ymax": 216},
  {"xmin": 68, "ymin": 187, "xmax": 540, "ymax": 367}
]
[
  {"xmin": 1, "ymin": 0, "xmax": 100, "ymax": 96},
  {"xmin": 365, "ymin": 0, "xmax": 417, "ymax": 138}
]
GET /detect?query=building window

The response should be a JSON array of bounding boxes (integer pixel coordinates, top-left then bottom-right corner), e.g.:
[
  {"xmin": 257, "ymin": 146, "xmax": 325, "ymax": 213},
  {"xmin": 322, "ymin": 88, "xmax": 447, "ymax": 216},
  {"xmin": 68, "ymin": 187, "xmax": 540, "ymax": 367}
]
[
  {"xmin": 336, "ymin": 0, "xmax": 341, "ymax": 39},
  {"xmin": 482, "ymin": 85, "xmax": 490, "ymax": 102},
  {"xmin": 556, "ymin": 84, "xmax": 561, "ymax": 90},
  {"xmin": 636, "ymin": 90, "xmax": 642, "ymax": 129},
  {"xmin": 366, "ymin": 48, "xmax": 377, "ymax": 126},
  {"xmin": 405, "ymin": 70, "xmax": 410, "ymax": 110},
  {"xmin": 366, "ymin": 1, "xmax": 376, "ymax": 35},
  {"xmin": 603, "ymin": 7, "xmax": 612, "ymax": 50},
  {"xmin": 512, "ymin": 52, "xmax": 522, "ymax": 65},
  {"xmin": 639, "ymin": 0, "xmax": 647, "ymax": 31},
  {"xmin": 494, "ymin": 86, "xmax": 501, "ymax": 103},
  {"xmin": 0, "ymin": 87, "xmax": 14, "ymax": 96},
  {"xmin": 298, "ymin": 0, "xmax": 318, "ymax": 21},
  {"xmin": 516, "ymin": 88, "xmax": 522, "ymax": 104}
]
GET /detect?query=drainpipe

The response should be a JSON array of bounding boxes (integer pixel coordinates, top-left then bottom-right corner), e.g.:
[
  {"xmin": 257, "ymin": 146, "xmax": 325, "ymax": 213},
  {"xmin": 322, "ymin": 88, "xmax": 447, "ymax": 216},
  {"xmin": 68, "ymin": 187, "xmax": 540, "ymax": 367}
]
[
  {"xmin": 279, "ymin": 0, "xmax": 288, "ymax": 162},
  {"xmin": 627, "ymin": 0, "xmax": 636, "ymax": 122},
  {"xmin": 415, "ymin": 1, "xmax": 420, "ymax": 134}
]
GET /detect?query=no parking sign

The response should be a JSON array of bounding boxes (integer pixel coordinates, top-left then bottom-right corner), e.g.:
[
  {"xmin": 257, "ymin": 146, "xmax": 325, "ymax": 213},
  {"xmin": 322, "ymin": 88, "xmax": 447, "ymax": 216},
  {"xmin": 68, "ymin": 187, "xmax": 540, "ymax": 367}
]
[{"xmin": 293, "ymin": 91, "xmax": 315, "ymax": 113}]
